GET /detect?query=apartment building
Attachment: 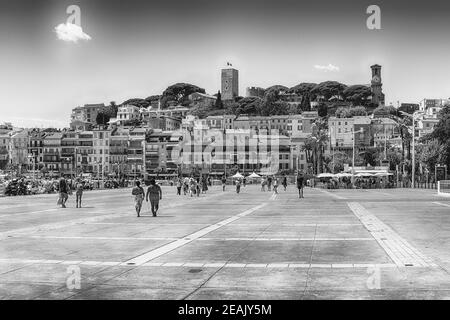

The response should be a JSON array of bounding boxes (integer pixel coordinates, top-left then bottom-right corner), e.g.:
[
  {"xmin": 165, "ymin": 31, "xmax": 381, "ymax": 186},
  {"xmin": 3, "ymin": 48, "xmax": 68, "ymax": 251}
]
[
  {"xmin": 42, "ymin": 132, "xmax": 62, "ymax": 172},
  {"xmin": 93, "ymin": 129, "xmax": 110, "ymax": 177}
]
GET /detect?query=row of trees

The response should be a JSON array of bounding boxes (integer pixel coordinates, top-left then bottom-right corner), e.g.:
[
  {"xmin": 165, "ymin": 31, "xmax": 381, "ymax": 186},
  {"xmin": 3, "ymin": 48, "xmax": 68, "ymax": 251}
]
[
  {"xmin": 111, "ymin": 81, "xmax": 377, "ymax": 120},
  {"xmin": 419, "ymin": 105, "xmax": 450, "ymax": 174},
  {"xmin": 301, "ymin": 105, "xmax": 450, "ymax": 177}
]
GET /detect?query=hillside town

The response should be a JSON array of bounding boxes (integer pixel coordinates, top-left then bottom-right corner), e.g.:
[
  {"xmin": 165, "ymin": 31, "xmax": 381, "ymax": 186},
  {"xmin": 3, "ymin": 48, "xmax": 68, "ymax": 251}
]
[
  {"xmin": 1, "ymin": 64, "xmax": 449, "ymax": 192},
  {"xmin": 3, "ymin": 0, "xmax": 450, "ymax": 303}
]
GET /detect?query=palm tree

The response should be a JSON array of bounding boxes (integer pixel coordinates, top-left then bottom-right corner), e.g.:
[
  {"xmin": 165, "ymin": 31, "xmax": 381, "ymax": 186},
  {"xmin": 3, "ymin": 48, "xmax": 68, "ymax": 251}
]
[
  {"xmin": 301, "ymin": 127, "xmax": 328, "ymax": 174},
  {"xmin": 390, "ymin": 114, "xmax": 412, "ymax": 165}
]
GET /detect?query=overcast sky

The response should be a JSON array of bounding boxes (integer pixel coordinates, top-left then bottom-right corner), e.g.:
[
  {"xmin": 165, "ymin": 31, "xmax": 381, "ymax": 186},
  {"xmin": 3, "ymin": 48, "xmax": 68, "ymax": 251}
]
[{"xmin": 1, "ymin": 0, "xmax": 450, "ymax": 128}]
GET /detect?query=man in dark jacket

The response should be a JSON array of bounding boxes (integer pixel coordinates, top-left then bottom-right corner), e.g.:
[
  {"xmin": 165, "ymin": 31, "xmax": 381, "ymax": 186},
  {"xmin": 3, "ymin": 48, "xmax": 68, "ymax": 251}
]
[
  {"xmin": 296, "ymin": 172, "xmax": 305, "ymax": 199},
  {"xmin": 146, "ymin": 179, "xmax": 162, "ymax": 217}
]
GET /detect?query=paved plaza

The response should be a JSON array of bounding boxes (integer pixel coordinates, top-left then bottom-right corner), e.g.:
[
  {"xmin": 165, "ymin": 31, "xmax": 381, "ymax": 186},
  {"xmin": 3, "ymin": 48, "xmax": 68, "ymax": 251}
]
[{"xmin": 0, "ymin": 185, "xmax": 450, "ymax": 299}]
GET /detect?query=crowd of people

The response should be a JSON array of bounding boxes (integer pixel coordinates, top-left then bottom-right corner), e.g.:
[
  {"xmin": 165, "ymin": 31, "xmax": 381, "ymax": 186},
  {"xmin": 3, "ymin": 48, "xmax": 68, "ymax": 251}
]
[
  {"xmin": 0, "ymin": 175, "xmax": 134, "ymax": 197},
  {"xmin": 128, "ymin": 171, "xmax": 307, "ymax": 218},
  {"xmin": 2, "ymin": 171, "xmax": 309, "ymax": 219},
  {"xmin": 258, "ymin": 174, "xmax": 305, "ymax": 198},
  {"xmin": 0, "ymin": 177, "xmax": 79, "ymax": 196},
  {"xmin": 174, "ymin": 176, "xmax": 211, "ymax": 197},
  {"xmin": 317, "ymin": 176, "xmax": 395, "ymax": 189}
]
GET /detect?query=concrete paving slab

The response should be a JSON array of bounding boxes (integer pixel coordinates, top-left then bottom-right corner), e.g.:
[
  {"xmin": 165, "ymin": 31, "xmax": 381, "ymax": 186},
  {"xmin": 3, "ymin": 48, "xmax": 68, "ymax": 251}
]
[
  {"xmin": 1, "ymin": 186, "xmax": 450, "ymax": 299},
  {"xmin": 311, "ymin": 240, "xmax": 392, "ymax": 264}
]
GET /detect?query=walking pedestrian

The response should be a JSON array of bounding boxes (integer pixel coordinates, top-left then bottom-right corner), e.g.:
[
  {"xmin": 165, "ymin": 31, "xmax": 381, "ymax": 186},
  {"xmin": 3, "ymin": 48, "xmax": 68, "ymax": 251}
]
[
  {"xmin": 183, "ymin": 177, "xmax": 189, "ymax": 195},
  {"xmin": 202, "ymin": 177, "xmax": 208, "ymax": 194},
  {"xmin": 196, "ymin": 178, "xmax": 201, "ymax": 197},
  {"xmin": 296, "ymin": 172, "xmax": 305, "ymax": 199},
  {"xmin": 273, "ymin": 178, "xmax": 278, "ymax": 194},
  {"xmin": 131, "ymin": 180, "xmax": 145, "ymax": 217},
  {"xmin": 146, "ymin": 179, "xmax": 162, "ymax": 217},
  {"xmin": 189, "ymin": 177, "xmax": 196, "ymax": 197},
  {"xmin": 267, "ymin": 176, "xmax": 272, "ymax": 191},
  {"xmin": 58, "ymin": 177, "xmax": 69, "ymax": 208},
  {"xmin": 221, "ymin": 175, "xmax": 227, "ymax": 191},
  {"xmin": 236, "ymin": 179, "xmax": 241, "ymax": 193},
  {"xmin": 282, "ymin": 175, "xmax": 287, "ymax": 191},
  {"xmin": 75, "ymin": 178, "xmax": 84, "ymax": 208},
  {"xmin": 261, "ymin": 177, "xmax": 266, "ymax": 191},
  {"xmin": 176, "ymin": 177, "xmax": 182, "ymax": 195}
]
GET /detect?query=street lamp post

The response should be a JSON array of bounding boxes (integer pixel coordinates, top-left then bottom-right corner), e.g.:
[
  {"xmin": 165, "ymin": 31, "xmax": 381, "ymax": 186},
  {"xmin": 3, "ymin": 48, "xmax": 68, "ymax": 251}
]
[
  {"xmin": 400, "ymin": 110, "xmax": 424, "ymax": 189},
  {"xmin": 352, "ymin": 128, "xmax": 364, "ymax": 187},
  {"xmin": 412, "ymin": 114, "xmax": 416, "ymax": 188}
]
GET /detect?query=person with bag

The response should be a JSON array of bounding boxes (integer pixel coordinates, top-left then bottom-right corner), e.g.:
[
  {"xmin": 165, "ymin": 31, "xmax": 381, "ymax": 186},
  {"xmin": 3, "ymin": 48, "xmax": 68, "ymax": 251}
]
[
  {"xmin": 131, "ymin": 180, "xmax": 145, "ymax": 217},
  {"xmin": 146, "ymin": 179, "xmax": 162, "ymax": 217}
]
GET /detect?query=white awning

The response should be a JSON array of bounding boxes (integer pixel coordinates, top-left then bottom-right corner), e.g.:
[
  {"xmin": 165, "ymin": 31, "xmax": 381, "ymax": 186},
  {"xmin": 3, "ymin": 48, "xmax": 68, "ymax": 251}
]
[{"xmin": 232, "ymin": 172, "xmax": 244, "ymax": 178}]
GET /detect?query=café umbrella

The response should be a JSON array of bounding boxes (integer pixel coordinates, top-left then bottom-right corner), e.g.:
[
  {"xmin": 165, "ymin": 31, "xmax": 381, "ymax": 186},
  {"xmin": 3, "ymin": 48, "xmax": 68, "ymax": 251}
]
[
  {"xmin": 232, "ymin": 172, "xmax": 244, "ymax": 179},
  {"xmin": 317, "ymin": 173, "xmax": 335, "ymax": 178},
  {"xmin": 247, "ymin": 172, "xmax": 261, "ymax": 178}
]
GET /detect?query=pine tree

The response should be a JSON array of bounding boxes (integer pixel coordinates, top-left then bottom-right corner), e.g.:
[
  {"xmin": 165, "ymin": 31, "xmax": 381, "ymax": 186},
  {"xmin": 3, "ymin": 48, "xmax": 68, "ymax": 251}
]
[{"xmin": 215, "ymin": 91, "xmax": 223, "ymax": 109}]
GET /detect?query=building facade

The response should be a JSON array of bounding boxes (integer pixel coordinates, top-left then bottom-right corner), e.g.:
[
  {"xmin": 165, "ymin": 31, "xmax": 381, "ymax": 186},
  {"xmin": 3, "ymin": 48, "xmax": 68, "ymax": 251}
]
[
  {"xmin": 42, "ymin": 132, "xmax": 62, "ymax": 173},
  {"xmin": 117, "ymin": 105, "xmax": 140, "ymax": 124},
  {"xmin": 70, "ymin": 104, "xmax": 105, "ymax": 128},
  {"xmin": 246, "ymin": 87, "xmax": 265, "ymax": 98}
]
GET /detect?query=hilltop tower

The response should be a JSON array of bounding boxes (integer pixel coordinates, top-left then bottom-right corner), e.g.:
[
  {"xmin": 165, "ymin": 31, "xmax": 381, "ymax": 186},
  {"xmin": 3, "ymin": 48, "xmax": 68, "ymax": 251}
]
[
  {"xmin": 370, "ymin": 64, "xmax": 385, "ymax": 106},
  {"xmin": 221, "ymin": 67, "xmax": 239, "ymax": 100}
]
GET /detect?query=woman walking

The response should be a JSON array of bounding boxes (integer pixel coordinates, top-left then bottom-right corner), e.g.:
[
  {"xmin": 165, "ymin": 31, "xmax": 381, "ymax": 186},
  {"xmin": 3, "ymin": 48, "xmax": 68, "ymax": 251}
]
[
  {"xmin": 131, "ymin": 180, "xmax": 145, "ymax": 217},
  {"xmin": 221, "ymin": 176, "xmax": 227, "ymax": 191},
  {"xmin": 282, "ymin": 176, "xmax": 287, "ymax": 191},
  {"xmin": 201, "ymin": 177, "xmax": 208, "ymax": 194},
  {"xmin": 235, "ymin": 179, "xmax": 241, "ymax": 194},
  {"xmin": 176, "ymin": 177, "xmax": 182, "ymax": 195},
  {"xmin": 189, "ymin": 178, "xmax": 196, "ymax": 197},
  {"xmin": 75, "ymin": 178, "xmax": 84, "ymax": 208},
  {"xmin": 146, "ymin": 179, "xmax": 162, "ymax": 217},
  {"xmin": 196, "ymin": 178, "xmax": 201, "ymax": 197},
  {"xmin": 183, "ymin": 177, "xmax": 189, "ymax": 195},
  {"xmin": 273, "ymin": 178, "xmax": 279, "ymax": 194}
]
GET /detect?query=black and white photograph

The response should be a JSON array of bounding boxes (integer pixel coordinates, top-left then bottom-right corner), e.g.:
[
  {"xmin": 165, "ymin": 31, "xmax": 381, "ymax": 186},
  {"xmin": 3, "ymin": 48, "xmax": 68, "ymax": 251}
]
[{"xmin": 1, "ymin": 0, "xmax": 450, "ymax": 304}]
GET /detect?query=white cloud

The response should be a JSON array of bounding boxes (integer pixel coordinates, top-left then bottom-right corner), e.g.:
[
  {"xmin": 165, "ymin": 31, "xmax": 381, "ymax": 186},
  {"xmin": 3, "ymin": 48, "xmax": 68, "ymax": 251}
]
[
  {"xmin": 314, "ymin": 64, "xmax": 340, "ymax": 72},
  {"xmin": 54, "ymin": 23, "xmax": 91, "ymax": 43},
  {"xmin": 4, "ymin": 116, "xmax": 67, "ymax": 129}
]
